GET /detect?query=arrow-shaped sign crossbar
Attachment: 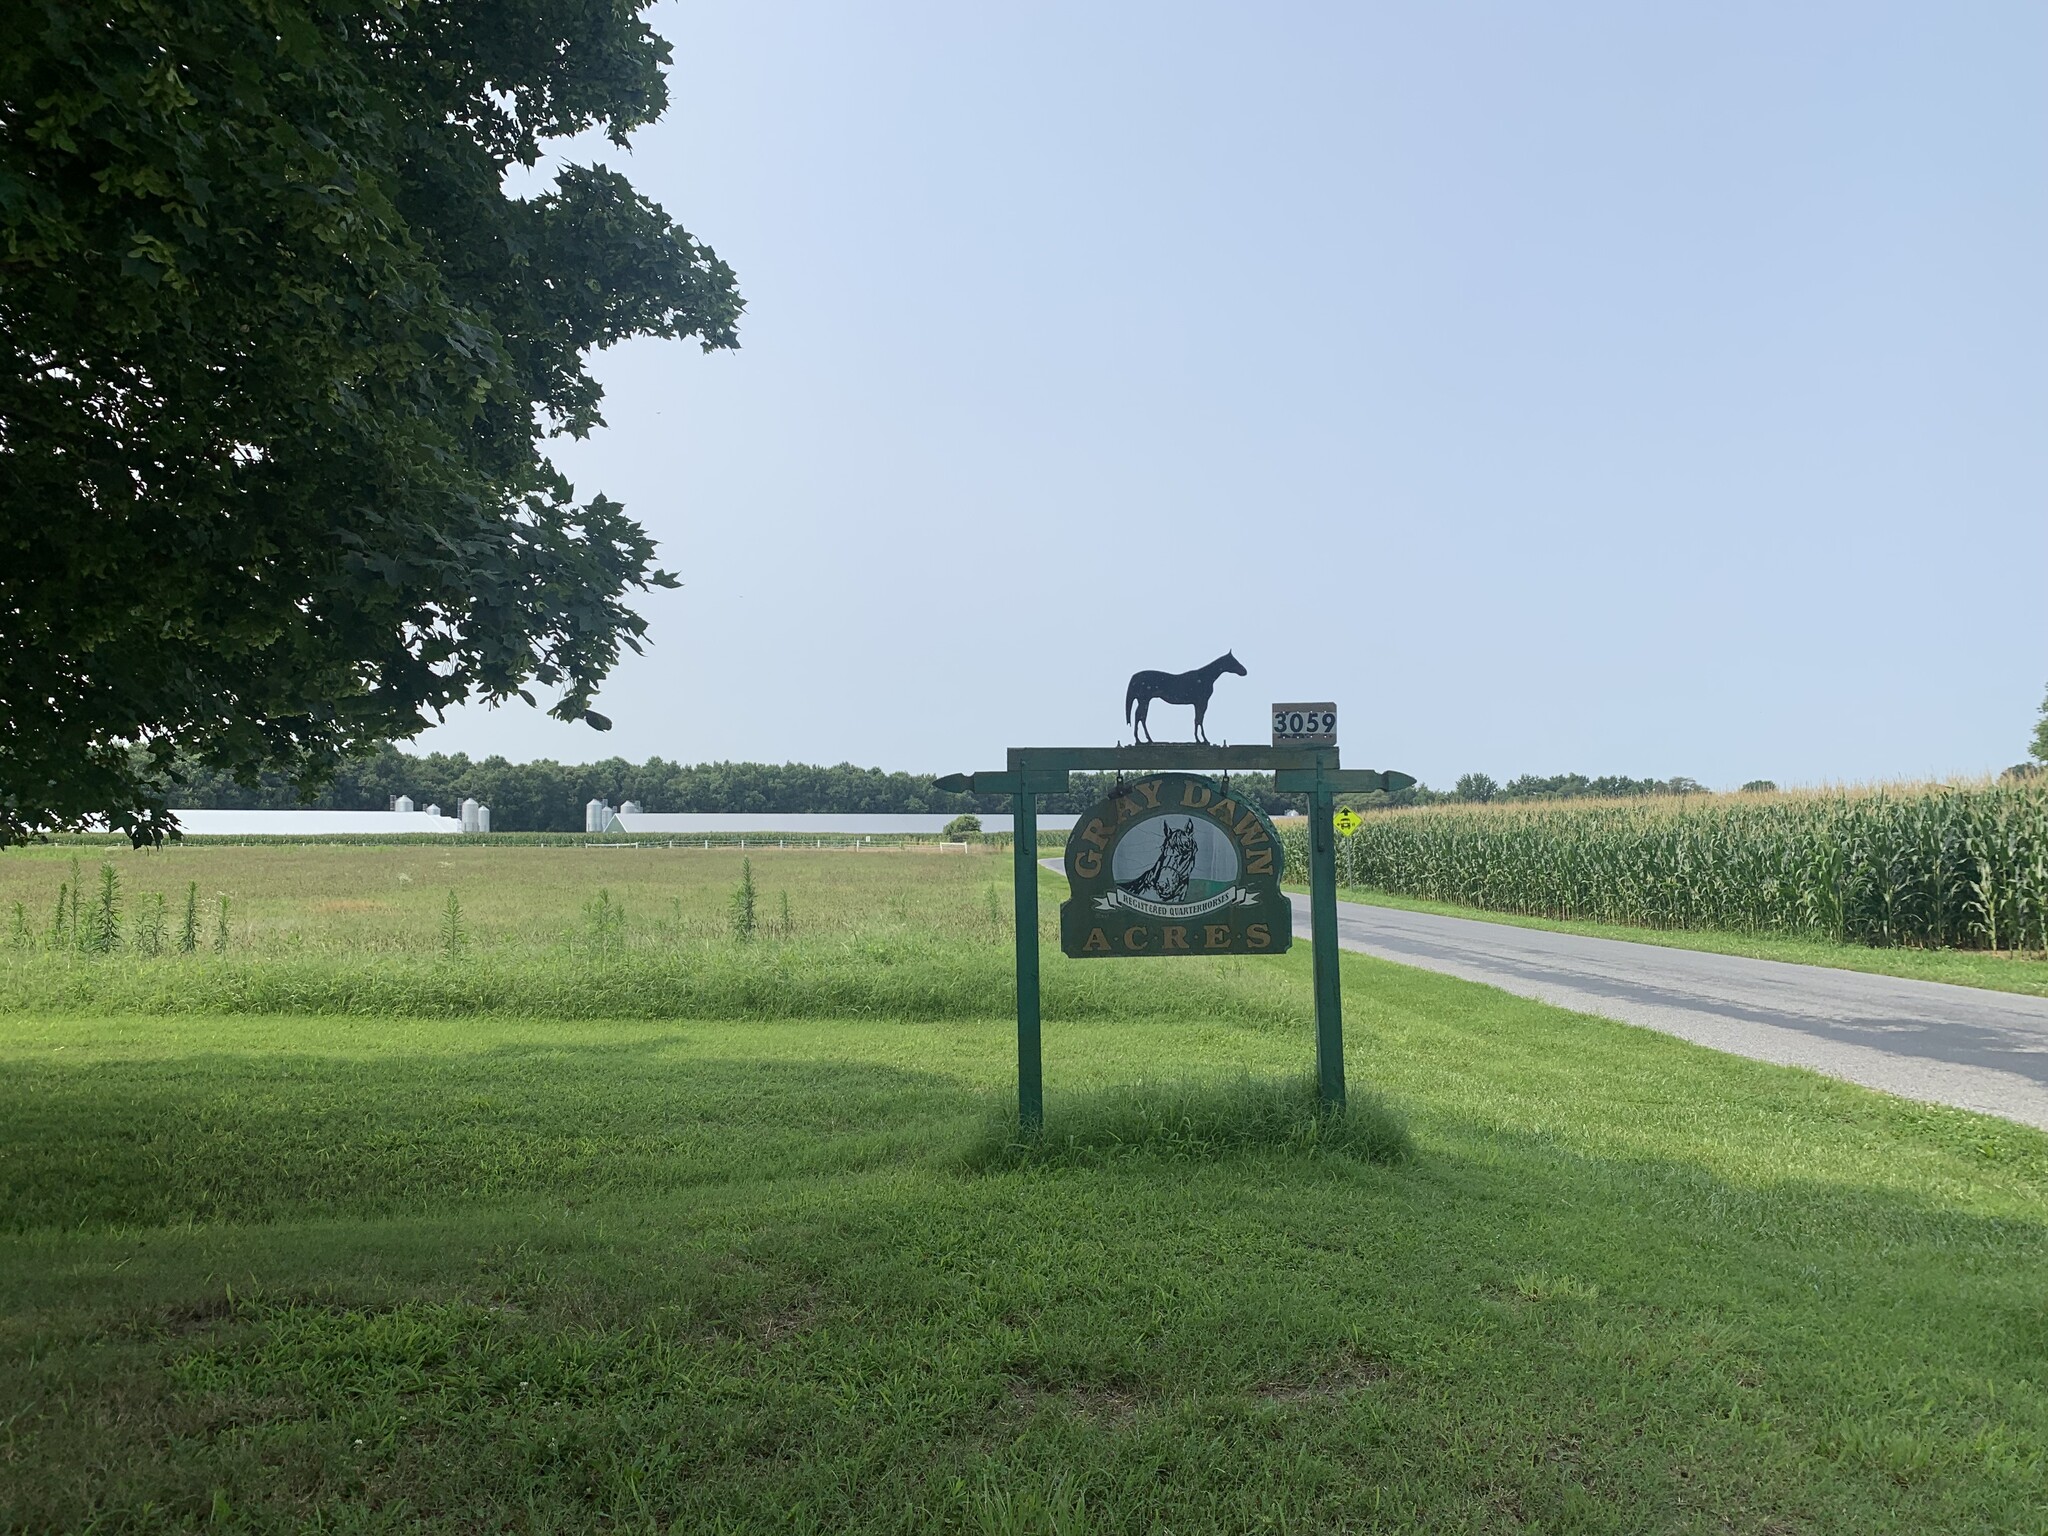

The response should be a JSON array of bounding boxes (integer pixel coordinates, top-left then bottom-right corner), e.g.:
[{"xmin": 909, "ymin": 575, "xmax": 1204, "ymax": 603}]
[
  {"xmin": 934, "ymin": 769, "xmax": 1069, "ymax": 796},
  {"xmin": 1271, "ymin": 768, "xmax": 1417, "ymax": 794}
]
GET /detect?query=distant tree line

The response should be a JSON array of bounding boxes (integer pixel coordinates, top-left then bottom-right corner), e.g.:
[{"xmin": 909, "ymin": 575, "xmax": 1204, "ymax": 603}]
[
  {"xmin": 1447, "ymin": 772, "xmax": 1712, "ymax": 803},
  {"xmin": 160, "ymin": 747, "xmax": 1733, "ymax": 831},
  {"xmin": 1332, "ymin": 771, "xmax": 1718, "ymax": 813},
  {"xmin": 161, "ymin": 749, "xmax": 1310, "ymax": 829}
]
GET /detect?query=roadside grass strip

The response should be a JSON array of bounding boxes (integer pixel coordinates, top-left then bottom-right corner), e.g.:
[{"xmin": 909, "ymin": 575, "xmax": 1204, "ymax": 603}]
[{"xmin": 1316, "ymin": 884, "xmax": 2048, "ymax": 1000}]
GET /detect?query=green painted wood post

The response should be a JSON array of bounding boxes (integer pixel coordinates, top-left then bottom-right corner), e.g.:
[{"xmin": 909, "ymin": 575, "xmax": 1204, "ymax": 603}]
[
  {"xmin": 1308, "ymin": 782, "xmax": 1346, "ymax": 1110},
  {"xmin": 1013, "ymin": 789, "xmax": 1043, "ymax": 1134}
]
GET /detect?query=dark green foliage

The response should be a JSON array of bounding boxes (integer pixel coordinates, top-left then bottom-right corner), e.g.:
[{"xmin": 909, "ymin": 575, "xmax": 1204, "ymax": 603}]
[
  {"xmin": 1453, "ymin": 772, "xmax": 1498, "ymax": 802},
  {"xmin": 1286, "ymin": 782, "xmax": 2048, "ymax": 952},
  {"xmin": 1743, "ymin": 779, "xmax": 1780, "ymax": 793},
  {"xmin": 1499, "ymin": 772, "xmax": 1710, "ymax": 800},
  {"xmin": 730, "ymin": 858, "xmax": 756, "ymax": 942},
  {"xmin": 1, "ymin": 0, "xmax": 741, "ymax": 847},
  {"xmin": 943, "ymin": 813, "xmax": 982, "ymax": 836},
  {"xmin": 2032, "ymin": 682, "xmax": 2048, "ymax": 764}
]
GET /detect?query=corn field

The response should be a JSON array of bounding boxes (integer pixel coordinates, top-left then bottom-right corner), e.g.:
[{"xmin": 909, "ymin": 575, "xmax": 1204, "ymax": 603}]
[{"xmin": 1277, "ymin": 783, "xmax": 2048, "ymax": 951}]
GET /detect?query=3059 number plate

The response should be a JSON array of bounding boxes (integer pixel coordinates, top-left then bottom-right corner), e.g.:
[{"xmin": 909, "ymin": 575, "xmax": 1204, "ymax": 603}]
[{"xmin": 1271, "ymin": 702, "xmax": 1337, "ymax": 746}]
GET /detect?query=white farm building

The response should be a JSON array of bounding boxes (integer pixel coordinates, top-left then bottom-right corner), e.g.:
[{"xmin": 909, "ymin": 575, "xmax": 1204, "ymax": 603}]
[{"xmin": 169, "ymin": 809, "xmax": 468, "ymax": 836}]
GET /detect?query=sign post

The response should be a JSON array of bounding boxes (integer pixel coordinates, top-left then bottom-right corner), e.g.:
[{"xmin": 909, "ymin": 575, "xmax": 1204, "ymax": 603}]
[
  {"xmin": 940, "ymin": 744, "xmax": 1413, "ymax": 1132},
  {"xmin": 1012, "ymin": 786, "xmax": 1042, "ymax": 1134},
  {"xmin": 1307, "ymin": 781, "xmax": 1345, "ymax": 1107}
]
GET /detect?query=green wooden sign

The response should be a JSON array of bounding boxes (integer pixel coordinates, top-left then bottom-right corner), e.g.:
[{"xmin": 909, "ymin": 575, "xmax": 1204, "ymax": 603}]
[
  {"xmin": 1060, "ymin": 773, "xmax": 1292, "ymax": 958},
  {"xmin": 936, "ymin": 742, "xmax": 1412, "ymax": 1131}
]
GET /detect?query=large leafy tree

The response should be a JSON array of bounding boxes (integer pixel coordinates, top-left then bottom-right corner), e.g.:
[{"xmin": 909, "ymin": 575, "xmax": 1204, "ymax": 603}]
[{"xmin": 0, "ymin": 0, "xmax": 740, "ymax": 844}]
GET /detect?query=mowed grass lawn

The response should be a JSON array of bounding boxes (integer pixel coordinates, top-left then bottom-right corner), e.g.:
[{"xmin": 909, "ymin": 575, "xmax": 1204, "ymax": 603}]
[{"xmin": 3, "ymin": 846, "xmax": 2047, "ymax": 1533}]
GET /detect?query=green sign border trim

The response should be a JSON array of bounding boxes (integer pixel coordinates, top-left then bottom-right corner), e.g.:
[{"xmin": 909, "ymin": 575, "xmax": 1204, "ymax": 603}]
[{"xmin": 1058, "ymin": 772, "xmax": 1293, "ymax": 959}]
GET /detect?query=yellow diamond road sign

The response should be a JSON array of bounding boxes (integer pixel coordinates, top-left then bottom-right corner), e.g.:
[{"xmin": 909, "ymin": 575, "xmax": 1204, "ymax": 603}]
[{"xmin": 1333, "ymin": 807, "xmax": 1362, "ymax": 837}]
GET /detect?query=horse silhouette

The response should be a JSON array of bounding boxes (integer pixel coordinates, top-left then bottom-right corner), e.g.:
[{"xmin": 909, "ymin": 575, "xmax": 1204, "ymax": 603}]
[
  {"xmin": 1124, "ymin": 651, "xmax": 1246, "ymax": 744},
  {"xmin": 1120, "ymin": 819, "xmax": 1200, "ymax": 904}
]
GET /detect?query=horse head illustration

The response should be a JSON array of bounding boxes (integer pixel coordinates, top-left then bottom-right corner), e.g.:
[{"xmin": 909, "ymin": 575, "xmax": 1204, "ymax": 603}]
[{"xmin": 1120, "ymin": 819, "xmax": 1200, "ymax": 904}]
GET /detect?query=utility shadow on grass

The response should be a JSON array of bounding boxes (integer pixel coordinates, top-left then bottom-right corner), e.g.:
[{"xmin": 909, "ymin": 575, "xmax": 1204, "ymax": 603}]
[{"xmin": 7, "ymin": 1126, "xmax": 2048, "ymax": 1534}]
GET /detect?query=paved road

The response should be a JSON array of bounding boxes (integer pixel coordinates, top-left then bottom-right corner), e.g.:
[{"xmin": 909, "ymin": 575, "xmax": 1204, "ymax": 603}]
[
  {"xmin": 1038, "ymin": 859, "xmax": 2048, "ymax": 1128},
  {"xmin": 1290, "ymin": 894, "xmax": 2048, "ymax": 1131}
]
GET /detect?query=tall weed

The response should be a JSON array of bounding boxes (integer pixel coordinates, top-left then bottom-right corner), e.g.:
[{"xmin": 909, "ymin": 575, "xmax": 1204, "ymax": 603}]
[
  {"xmin": 730, "ymin": 859, "xmax": 757, "ymax": 943},
  {"xmin": 85, "ymin": 863, "xmax": 121, "ymax": 954},
  {"xmin": 178, "ymin": 882, "xmax": 200, "ymax": 954},
  {"xmin": 134, "ymin": 893, "xmax": 168, "ymax": 957},
  {"xmin": 441, "ymin": 890, "xmax": 467, "ymax": 959}
]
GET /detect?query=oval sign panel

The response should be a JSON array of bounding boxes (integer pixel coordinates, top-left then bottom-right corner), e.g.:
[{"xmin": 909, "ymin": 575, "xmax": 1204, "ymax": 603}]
[{"xmin": 1060, "ymin": 773, "xmax": 1293, "ymax": 958}]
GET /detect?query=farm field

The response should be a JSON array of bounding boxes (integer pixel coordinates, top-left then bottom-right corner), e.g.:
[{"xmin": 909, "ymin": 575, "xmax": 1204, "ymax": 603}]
[
  {"xmin": 4, "ymin": 846, "xmax": 2048, "ymax": 1533},
  {"xmin": 1275, "ymin": 782, "xmax": 2048, "ymax": 998}
]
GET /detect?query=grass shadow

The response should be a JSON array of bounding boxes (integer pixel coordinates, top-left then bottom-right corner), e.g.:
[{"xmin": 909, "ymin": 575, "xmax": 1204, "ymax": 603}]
[
  {"xmin": 0, "ymin": 1039, "xmax": 980, "ymax": 1235},
  {"xmin": 964, "ymin": 1070, "xmax": 1414, "ymax": 1171}
]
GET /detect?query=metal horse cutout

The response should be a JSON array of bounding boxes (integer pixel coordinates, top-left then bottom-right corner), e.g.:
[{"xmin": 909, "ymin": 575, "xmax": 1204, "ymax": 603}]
[{"xmin": 1123, "ymin": 651, "xmax": 1246, "ymax": 745}]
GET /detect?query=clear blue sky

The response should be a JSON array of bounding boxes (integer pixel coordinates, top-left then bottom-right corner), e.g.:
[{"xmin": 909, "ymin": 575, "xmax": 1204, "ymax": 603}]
[{"xmin": 416, "ymin": 0, "xmax": 2047, "ymax": 789}]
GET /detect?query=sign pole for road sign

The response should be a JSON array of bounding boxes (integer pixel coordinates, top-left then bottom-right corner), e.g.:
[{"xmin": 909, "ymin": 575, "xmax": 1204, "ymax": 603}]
[
  {"xmin": 1274, "ymin": 763, "xmax": 1417, "ymax": 1114},
  {"xmin": 1012, "ymin": 787, "xmax": 1044, "ymax": 1135},
  {"xmin": 1308, "ymin": 780, "xmax": 1346, "ymax": 1108}
]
